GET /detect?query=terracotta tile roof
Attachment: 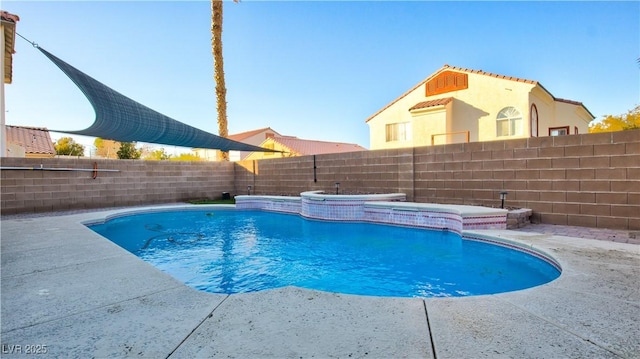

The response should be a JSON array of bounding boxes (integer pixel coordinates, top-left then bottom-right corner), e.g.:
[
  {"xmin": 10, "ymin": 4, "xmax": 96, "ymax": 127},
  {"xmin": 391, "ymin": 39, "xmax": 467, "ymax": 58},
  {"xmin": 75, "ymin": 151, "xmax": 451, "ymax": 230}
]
[
  {"xmin": 271, "ymin": 136, "xmax": 367, "ymax": 156},
  {"xmin": 365, "ymin": 64, "xmax": 593, "ymax": 122},
  {"xmin": 555, "ymin": 97, "xmax": 583, "ymax": 106},
  {"xmin": 442, "ymin": 64, "xmax": 537, "ymax": 85},
  {"xmin": 409, "ymin": 97, "xmax": 453, "ymax": 111},
  {"xmin": 228, "ymin": 127, "xmax": 278, "ymax": 142},
  {"xmin": 6, "ymin": 125, "xmax": 55, "ymax": 155},
  {"xmin": 1, "ymin": 11, "xmax": 20, "ymax": 23}
]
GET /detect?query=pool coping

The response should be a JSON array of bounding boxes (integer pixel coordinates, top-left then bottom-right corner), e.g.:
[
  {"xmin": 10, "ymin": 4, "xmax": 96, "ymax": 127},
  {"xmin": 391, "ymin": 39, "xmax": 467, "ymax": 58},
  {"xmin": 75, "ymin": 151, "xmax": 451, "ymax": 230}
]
[{"xmin": 1, "ymin": 204, "xmax": 638, "ymax": 358}]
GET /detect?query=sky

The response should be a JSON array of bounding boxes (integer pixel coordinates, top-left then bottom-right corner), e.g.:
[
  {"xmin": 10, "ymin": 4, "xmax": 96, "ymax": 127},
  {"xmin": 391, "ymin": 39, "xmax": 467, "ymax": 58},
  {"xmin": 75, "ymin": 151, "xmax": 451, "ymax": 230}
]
[{"xmin": 3, "ymin": 1, "xmax": 639, "ymax": 153}]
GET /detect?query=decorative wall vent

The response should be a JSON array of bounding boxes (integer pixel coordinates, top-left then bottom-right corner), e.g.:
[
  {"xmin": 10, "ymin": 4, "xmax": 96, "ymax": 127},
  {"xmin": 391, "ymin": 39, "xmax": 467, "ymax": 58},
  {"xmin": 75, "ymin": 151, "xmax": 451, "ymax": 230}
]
[{"xmin": 426, "ymin": 71, "xmax": 468, "ymax": 96}]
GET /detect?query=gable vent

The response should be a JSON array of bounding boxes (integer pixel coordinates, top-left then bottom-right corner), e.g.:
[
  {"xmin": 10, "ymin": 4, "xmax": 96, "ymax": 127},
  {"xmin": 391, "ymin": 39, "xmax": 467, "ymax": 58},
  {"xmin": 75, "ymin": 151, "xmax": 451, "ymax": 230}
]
[{"xmin": 426, "ymin": 71, "xmax": 468, "ymax": 96}]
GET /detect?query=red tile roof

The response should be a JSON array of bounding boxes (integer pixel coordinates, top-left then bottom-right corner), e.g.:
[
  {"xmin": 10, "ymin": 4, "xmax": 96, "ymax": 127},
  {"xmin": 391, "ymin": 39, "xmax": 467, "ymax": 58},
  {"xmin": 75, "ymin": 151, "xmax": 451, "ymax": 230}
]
[
  {"xmin": 365, "ymin": 64, "xmax": 594, "ymax": 122},
  {"xmin": 554, "ymin": 97, "xmax": 584, "ymax": 106},
  {"xmin": 1, "ymin": 11, "xmax": 20, "ymax": 23},
  {"xmin": 6, "ymin": 125, "xmax": 55, "ymax": 155},
  {"xmin": 270, "ymin": 136, "xmax": 367, "ymax": 156},
  {"xmin": 442, "ymin": 64, "xmax": 537, "ymax": 85},
  {"xmin": 409, "ymin": 97, "xmax": 453, "ymax": 111}
]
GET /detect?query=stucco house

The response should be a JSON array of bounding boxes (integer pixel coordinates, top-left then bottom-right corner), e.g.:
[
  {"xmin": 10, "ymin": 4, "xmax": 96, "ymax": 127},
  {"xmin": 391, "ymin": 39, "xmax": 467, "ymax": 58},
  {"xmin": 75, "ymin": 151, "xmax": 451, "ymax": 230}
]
[
  {"xmin": 193, "ymin": 127, "xmax": 281, "ymax": 161},
  {"xmin": 245, "ymin": 135, "xmax": 366, "ymax": 161},
  {"xmin": 5, "ymin": 125, "xmax": 55, "ymax": 158},
  {"xmin": 366, "ymin": 64, "xmax": 594, "ymax": 150}
]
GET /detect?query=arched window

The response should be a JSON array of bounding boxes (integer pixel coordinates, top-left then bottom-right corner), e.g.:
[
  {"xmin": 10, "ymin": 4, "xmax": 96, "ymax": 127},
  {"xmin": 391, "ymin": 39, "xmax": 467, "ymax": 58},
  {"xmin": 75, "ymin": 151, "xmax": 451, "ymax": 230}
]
[
  {"xmin": 496, "ymin": 107, "xmax": 523, "ymax": 137},
  {"xmin": 530, "ymin": 104, "xmax": 538, "ymax": 137}
]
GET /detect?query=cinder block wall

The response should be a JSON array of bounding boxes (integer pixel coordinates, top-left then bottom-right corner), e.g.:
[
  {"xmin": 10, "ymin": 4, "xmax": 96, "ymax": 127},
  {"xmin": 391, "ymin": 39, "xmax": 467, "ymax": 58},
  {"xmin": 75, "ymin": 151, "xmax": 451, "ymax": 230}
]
[
  {"xmin": 1, "ymin": 158, "xmax": 235, "ymax": 215},
  {"xmin": 236, "ymin": 130, "xmax": 639, "ymax": 230},
  {"xmin": 2, "ymin": 130, "xmax": 637, "ymax": 229},
  {"xmin": 412, "ymin": 130, "xmax": 639, "ymax": 229},
  {"xmin": 235, "ymin": 149, "xmax": 414, "ymax": 197}
]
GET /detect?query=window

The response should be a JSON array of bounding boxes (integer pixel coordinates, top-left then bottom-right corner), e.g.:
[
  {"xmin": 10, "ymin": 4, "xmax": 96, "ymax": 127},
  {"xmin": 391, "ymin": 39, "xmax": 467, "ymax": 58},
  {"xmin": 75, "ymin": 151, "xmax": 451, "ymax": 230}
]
[
  {"xmin": 264, "ymin": 142, "xmax": 275, "ymax": 156},
  {"xmin": 549, "ymin": 126, "xmax": 569, "ymax": 136},
  {"xmin": 530, "ymin": 104, "xmax": 538, "ymax": 137},
  {"xmin": 385, "ymin": 122, "xmax": 411, "ymax": 142},
  {"xmin": 496, "ymin": 107, "xmax": 523, "ymax": 137}
]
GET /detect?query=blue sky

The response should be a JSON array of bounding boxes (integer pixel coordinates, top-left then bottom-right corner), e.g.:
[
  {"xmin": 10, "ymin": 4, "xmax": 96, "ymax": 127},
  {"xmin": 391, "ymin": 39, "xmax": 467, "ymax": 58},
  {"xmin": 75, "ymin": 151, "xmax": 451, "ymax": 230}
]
[{"xmin": 4, "ymin": 1, "xmax": 639, "ymax": 151}]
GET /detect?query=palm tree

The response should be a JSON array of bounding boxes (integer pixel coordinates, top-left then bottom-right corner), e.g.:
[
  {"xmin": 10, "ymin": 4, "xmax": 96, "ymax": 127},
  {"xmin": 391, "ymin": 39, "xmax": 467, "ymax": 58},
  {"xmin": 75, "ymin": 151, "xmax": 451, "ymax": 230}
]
[{"xmin": 211, "ymin": 0, "xmax": 235, "ymax": 161}]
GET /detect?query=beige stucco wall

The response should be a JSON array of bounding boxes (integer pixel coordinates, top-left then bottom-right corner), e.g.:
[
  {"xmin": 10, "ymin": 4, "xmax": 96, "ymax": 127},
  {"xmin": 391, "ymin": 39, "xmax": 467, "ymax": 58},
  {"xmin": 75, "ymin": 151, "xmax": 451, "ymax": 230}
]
[
  {"xmin": 529, "ymin": 87, "xmax": 555, "ymax": 137},
  {"xmin": 411, "ymin": 107, "xmax": 447, "ymax": 146},
  {"xmin": 456, "ymin": 72, "xmax": 534, "ymax": 143},
  {"xmin": 554, "ymin": 101, "xmax": 592, "ymax": 134},
  {"xmin": 368, "ymin": 86, "xmax": 427, "ymax": 150},
  {"xmin": 244, "ymin": 138, "xmax": 295, "ymax": 161},
  {"xmin": 6, "ymin": 142, "xmax": 25, "ymax": 157},
  {"xmin": 368, "ymin": 69, "xmax": 593, "ymax": 150},
  {"xmin": 529, "ymin": 87, "xmax": 591, "ymax": 136},
  {"xmin": 231, "ymin": 129, "xmax": 280, "ymax": 161},
  {"xmin": 193, "ymin": 129, "xmax": 281, "ymax": 162}
]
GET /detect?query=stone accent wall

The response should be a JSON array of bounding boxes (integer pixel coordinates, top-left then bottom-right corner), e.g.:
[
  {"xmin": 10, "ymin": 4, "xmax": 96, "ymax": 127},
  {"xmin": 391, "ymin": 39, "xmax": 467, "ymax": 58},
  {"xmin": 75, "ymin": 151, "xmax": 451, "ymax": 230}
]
[
  {"xmin": 0, "ymin": 158, "xmax": 234, "ymax": 215},
  {"xmin": 507, "ymin": 209, "xmax": 533, "ymax": 229},
  {"xmin": 236, "ymin": 130, "xmax": 639, "ymax": 230}
]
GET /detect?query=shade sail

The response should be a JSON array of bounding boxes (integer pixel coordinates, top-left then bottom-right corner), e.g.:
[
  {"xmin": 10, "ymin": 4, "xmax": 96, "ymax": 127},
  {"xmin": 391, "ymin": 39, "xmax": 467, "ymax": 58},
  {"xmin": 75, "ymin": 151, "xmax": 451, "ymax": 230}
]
[{"xmin": 38, "ymin": 47, "xmax": 277, "ymax": 152}]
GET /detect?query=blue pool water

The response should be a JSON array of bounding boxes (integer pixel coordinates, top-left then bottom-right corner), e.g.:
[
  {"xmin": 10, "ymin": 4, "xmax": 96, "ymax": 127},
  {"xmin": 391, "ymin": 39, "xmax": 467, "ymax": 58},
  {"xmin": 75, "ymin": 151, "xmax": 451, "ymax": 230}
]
[{"xmin": 90, "ymin": 210, "xmax": 560, "ymax": 298}]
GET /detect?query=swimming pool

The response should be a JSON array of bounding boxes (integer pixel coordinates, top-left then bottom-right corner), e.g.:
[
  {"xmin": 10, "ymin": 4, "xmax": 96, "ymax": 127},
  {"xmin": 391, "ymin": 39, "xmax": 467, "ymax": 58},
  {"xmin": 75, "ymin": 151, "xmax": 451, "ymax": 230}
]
[{"xmin": 90, "ymin": 209, "xmax": 560, "ymax": 298}]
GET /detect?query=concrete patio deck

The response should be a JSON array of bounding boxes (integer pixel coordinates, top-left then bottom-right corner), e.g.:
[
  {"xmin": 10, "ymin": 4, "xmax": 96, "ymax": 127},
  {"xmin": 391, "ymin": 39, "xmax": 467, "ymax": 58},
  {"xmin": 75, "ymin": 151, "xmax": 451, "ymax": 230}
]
[{"xmin": 1, "ymin": 205, "xmax": 638, "ymax": 358}]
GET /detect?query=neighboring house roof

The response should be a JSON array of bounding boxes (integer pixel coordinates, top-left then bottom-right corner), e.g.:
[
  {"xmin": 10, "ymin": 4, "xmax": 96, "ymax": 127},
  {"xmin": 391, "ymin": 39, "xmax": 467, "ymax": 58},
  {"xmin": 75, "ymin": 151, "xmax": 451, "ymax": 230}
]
[
  {"xmin": 228, "ymin": 127, "xmax": 277, "ymax": 142},
  {"xmin": 365, "ymin": 64, "xmax": 594, "ymax": 122},
  {"xmin": 409, "ymin": 97, "xmax": 454, "ymax": 111},
  {"xmin": 2, "ymin": 10, "xmax": 20, "ymax": 84},
  {"xmin": 270, "ymin": 136, "xmax": 367, "ymax": 156},
  {"xmin": 6, "ymin": 125, "xmax": 55, "ymax": 155}
]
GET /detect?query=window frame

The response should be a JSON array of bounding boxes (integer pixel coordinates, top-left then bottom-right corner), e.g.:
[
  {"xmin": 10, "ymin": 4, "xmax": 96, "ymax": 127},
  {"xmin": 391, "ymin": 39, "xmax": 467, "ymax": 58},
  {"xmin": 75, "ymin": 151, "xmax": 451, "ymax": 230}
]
[
  {"xmin": 263, "ymin": 142, "xmax": 275, "ymax": 156},
  {"xmin": 530, "ymin": 104, "xmax": 539, "ymax": 137},
  {"xmin": 548, "ymin": 126, "xmax": 570, "ymax": 136},
  {"xmin": 385, "ymin": 122, "xmax": 411, "ymax": 142},
  {"xmin": 496, "ymin": 107, "xmax": 523, "ymax": 137}
]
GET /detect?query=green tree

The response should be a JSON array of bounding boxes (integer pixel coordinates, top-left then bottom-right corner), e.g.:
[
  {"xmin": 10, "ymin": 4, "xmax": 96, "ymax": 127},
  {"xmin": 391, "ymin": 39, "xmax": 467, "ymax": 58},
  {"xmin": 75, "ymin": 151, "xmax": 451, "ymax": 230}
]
[
  {"xmin": 94, "ymin": 138, "xmax": 120, "ymax": 159},
  {"xmin": 54, "ymin": 137, "xmax": 85, "ymax": 156},
  {"xmin": 117, "ymin": 142, "xmax": 141, "ymax": 159},
  {"xmin": 143, "ymin": 148, "xmax": 171, "ymax": 161},
  {"xmin": 589, "ymin": 105, "xmax": 640, "ymax": 133},
  {"xmin": 169, "ymin": 153, "xmax": 204, "ymax": 161}
]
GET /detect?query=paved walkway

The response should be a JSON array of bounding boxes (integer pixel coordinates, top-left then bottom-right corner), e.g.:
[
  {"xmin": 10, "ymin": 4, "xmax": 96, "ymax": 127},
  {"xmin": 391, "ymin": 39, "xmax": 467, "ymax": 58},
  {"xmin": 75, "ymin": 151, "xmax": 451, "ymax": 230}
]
[
  {"xmin": 515, "ymin": 223, "xmax": 639, "ymax": 245},
  {"xmin": 1, "ymin": 205, "xmax": 639, "ymax": 358}
]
